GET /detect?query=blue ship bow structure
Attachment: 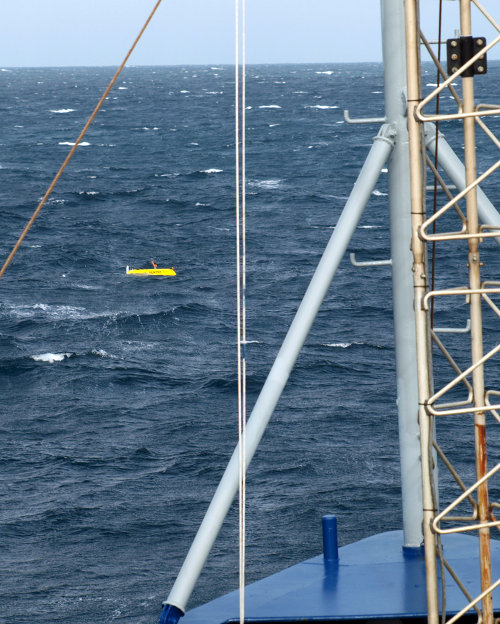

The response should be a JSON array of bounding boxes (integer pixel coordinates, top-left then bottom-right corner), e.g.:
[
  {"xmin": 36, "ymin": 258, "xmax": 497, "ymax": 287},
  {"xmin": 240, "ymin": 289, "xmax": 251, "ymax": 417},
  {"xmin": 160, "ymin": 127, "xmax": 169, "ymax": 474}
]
[
  {"xmin": 181, "ymin": 528, "xmax": 500, "ymax": 624},
  {"xmin": 159, "ymin": 0, "xmax": 500, "ymax": 623}
]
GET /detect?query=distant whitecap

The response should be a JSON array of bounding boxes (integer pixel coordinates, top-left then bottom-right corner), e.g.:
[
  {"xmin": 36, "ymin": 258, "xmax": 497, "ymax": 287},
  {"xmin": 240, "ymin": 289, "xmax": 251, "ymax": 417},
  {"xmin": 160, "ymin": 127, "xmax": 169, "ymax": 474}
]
[
  {"xmin": 11, "ymin": 302, "xmax": 90, "ymax": 321},
  {"xmin": 315, "ymin": 70, "xmax": 334, "ymax": 75},
  {"xmin": 91, "ymin": 349, "xmax": 109, "ymax": 358},
  {"xmin": 372, "ymin": 189, "xmax": 388, "ymax": 197},
  {"xmin": 251, "ymin": 179, "xmax": 282, "ymax": 189},
  {"xmin": 58, "ymin": 141, "xmax": 90, "ymax": 146},
  {"xmin": 201, "ymin": 168, "xmax": 223, "ymax": 174},
  {"xmin": 324, "ymin": 342, "xmax": 351, "ymax": 348},
  {"xmin": 259, "ymin": 105, "xmax": 281, "ymax": 109},
  {"xmin": 32, "ymin": 352, "xmax": 71, "ymax": 363},
  {"xmin": 305, "ymin": 105, "xmax": 338, "ymax": 109}
]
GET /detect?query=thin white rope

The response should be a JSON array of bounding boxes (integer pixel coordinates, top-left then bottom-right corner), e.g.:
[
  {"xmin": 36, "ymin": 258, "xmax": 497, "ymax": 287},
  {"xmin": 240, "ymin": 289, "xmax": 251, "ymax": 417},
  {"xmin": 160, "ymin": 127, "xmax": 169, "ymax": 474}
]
[{"xmin": 235, "ymin": 1, "xmax": 247, "ymax": 623}]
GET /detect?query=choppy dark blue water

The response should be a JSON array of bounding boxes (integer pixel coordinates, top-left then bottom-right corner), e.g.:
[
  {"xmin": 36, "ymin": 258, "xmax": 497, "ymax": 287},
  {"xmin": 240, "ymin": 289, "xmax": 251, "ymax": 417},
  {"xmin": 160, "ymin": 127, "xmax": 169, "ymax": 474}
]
[{"xmin": 1, "ymin": 63, "xmax": 500, "ymax": 624}]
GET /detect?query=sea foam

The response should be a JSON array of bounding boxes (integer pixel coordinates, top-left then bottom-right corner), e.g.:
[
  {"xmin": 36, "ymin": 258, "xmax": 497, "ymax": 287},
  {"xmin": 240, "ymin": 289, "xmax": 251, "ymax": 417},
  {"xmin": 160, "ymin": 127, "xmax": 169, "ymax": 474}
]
[
  {"xmin": 305, "ymin": 105, "xmax": 338, "ymax": 109},
  {"xmin": 32, "ymin": 352, "xmax": 71, "ymax": 363},
  {"xmin": 58, "ymin": 141, "xmax": 91, "ymax": 146}
]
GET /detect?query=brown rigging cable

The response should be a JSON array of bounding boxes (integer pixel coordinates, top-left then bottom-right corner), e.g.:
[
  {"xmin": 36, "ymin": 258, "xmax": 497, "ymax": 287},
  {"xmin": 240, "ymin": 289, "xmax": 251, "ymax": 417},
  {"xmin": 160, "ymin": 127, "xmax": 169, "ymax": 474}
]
[{"xmin": 0, "ymin": 0, "xmax": 164, "ymax": 280}]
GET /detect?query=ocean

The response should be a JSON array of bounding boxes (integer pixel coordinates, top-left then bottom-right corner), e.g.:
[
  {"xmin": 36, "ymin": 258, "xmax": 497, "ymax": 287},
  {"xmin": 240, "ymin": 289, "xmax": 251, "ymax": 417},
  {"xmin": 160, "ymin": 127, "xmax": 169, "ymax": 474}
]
[{"xmin": 1, "ymin": 63, "xmax": 499, "ymax": 624}]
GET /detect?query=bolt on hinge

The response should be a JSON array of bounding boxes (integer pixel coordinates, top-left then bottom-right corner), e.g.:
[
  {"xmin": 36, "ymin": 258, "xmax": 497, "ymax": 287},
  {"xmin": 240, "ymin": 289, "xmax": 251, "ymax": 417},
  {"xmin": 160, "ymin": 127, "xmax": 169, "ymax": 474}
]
[{"xmin": 447, "ymin": 36, "xmax": 487, "ymax": 77}]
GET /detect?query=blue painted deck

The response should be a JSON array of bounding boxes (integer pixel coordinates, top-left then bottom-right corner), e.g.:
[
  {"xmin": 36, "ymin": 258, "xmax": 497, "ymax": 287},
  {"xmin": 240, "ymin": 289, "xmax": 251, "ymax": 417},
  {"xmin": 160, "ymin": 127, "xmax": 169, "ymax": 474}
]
[{"xmin": 182, "ymin": 530, "xmax": 500, "ymax": 623}]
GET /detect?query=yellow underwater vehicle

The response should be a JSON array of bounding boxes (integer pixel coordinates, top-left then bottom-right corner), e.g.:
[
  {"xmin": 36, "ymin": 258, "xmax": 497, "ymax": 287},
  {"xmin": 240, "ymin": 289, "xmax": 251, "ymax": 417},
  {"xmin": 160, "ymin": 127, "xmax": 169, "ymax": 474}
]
[{"xmin": 126, "ymin": 265, "xmax": 176, "ymax": 276}]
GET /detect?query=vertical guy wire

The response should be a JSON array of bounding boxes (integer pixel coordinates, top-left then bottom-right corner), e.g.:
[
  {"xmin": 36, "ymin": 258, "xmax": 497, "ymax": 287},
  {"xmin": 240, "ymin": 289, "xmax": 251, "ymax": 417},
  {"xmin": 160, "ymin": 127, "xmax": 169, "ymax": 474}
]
[{"xmin": 235, "ymin": 0, "xmax": 247, "ymax": 622}]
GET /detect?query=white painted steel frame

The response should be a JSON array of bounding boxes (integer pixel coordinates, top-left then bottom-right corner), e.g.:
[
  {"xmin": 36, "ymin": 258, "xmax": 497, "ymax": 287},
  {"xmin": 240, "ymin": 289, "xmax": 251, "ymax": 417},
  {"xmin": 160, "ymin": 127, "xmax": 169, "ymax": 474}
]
[
  {"xmin": 403, "ymin": 2, "xmax": 440, "ymax": 622},
  {"xmin": 404, "ymin": 1, "xmax": 500, "ymax": 624}
]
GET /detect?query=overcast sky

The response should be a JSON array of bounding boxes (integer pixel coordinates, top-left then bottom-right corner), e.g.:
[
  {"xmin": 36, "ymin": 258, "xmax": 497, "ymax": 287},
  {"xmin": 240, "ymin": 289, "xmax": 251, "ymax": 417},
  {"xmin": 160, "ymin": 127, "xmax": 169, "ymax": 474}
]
[{"xmin": 1, "ymin": 0, "xmax": 499, "ymax": 67}]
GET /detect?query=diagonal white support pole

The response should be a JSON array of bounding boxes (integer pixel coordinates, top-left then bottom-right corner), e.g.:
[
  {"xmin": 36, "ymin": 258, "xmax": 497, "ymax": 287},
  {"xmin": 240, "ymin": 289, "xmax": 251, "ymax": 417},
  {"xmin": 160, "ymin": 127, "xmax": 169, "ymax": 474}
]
[{"xmin": 164, "ymin": 124, "xmax": 396, "ymax": 614}]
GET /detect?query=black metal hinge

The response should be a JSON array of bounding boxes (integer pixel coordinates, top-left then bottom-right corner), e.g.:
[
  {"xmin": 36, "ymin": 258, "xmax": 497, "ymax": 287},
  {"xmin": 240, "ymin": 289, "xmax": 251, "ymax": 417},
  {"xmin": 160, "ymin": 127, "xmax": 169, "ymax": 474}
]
[{"xmin": 447, "ymin": 36, "xmax": 487, "ymax": 77}]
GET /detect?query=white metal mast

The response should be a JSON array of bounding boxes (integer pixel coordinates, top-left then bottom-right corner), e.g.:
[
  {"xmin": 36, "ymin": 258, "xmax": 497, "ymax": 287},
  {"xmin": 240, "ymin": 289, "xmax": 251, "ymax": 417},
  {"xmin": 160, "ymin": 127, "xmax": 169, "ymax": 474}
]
[{"xmin": 382, "ymin": 0, "xmax": 423, "ymax": 549}]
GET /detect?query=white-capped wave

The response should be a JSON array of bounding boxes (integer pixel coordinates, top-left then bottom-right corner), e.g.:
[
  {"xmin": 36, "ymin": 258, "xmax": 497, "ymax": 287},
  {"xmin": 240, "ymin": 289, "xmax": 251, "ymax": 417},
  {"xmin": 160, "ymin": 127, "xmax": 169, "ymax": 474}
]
[
  {"xmin": 71, "ymin": 282, "xmax": 98, "ymax": 291},
  {"xmin": 259, "ymin": 105, "xmax": 281, "ymax": 109},
  {"xmin": 324, "ymin": 342, "xmax": 351, "ymax": 348},
  {"xmin": 372, "ymin": 189, "xmax": 388, "ymax": 197},
  {"xmin": 46, "ymin": 198, "xmax": 65, "ymax": 205},
  {"xmin": 305, "ymin": 105, "xmax": 338, "ymax": 109},
  {"xmin": 250, "ymin": 179, "xmax": 282, "ymax": 189},
  {"xmin": 91, "ymin": 349, "xmax": 110, "ymax": 358},
  {"xmin": 8, "ymin": 302, "xmax": 95, "ymax": 321},
  {"xmin": 58, "ymin": 141, "xmax": 91, "ymax": 146},
  {"xmin": 50, "ymin": 108, "xmax": 75, "ymax": 114},
  {"xmin": 316, "ymin": 70, "xmax": 334, "ymax": 75},
  {"xmin": 201, "ymin": 168, "xmax": 223, "ymax": 174},
  {"xmin": 32, "ymin": 352, "xmax": 71, "ymax": 363}
]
